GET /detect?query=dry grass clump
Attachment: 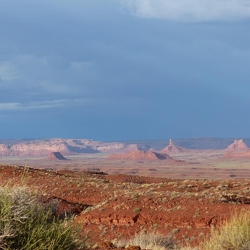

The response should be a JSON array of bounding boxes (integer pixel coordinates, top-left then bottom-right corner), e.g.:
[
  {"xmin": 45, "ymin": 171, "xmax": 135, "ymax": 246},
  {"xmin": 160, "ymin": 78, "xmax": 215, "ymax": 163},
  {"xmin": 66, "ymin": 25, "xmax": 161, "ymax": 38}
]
[
  {"xmin": 203, "ymin": 210, "xmax": 250, "ymax": 250},
  {"xmin": 113, "ymin": 230, "xmax": 176, "ymax": 250},
  {"xmin": 0, "ymin": 186, "xmax": 87, "ymax": 250}
]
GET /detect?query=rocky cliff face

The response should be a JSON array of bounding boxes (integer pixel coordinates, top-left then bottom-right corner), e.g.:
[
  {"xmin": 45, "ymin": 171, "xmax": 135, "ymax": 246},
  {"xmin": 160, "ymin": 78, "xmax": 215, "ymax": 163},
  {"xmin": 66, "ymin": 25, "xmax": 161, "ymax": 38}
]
[
  {"xmin": 10, "ymin": 141, "xmax": 70, "ymax": 156},
  {"xmin": 0, "ymin": 139, "xmax": 136, "ymax": 156}
]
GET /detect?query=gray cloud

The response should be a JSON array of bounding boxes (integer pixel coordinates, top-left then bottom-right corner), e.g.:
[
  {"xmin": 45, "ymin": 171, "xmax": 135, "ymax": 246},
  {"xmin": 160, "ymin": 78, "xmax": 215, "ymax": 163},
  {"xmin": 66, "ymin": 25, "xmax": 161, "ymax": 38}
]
[
  {"xmin": 0, "ymin": 98, "xmax": 97, "ymax": 111},
  {"xmin": 0, "ymin": 100, "xmax": 66, "ymax": 111},
  {"xmin": 0, "ymin": 54, "xmax": 99, "ymax": 102},
  {"xmin": 1, "ymin": 1, "xmax": 250, "ymax": 139},
  {"xmin": 121, "ymin": 0, "xmax": 250, "ymax": 22}
]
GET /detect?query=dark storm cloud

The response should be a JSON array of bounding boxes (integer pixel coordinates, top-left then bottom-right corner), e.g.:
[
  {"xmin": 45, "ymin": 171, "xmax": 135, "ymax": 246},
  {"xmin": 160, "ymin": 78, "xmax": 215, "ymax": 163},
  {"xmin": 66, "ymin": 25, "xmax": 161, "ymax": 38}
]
[{"xmin": 1, "ymin": 0, "xmax": 250, "ymax": 139}]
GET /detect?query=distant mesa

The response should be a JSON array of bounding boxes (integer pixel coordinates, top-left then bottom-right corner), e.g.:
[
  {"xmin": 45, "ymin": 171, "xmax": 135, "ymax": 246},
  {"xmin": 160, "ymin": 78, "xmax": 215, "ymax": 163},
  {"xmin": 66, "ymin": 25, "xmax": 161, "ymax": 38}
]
[
  {"xmin": 225, "ymin": 139, "xmax": 249, "ymax": 152},
  {"xmin": 107, "ymin": 149, "xmax": 174, "ymax": 161},
  {"xmin": 0, "ymin": 144, "xmax": 10, "ymax": 156},
  {"xmin": 1, "ymin": 138, "xmax": 247, "ymax": 158},
  {"xmin": 47, "ymin": 152, "xmax": 69, "ymax": 161},
  {"xmin": 159, "ymin": 139, "xmax": 189, "ymax": 154}
]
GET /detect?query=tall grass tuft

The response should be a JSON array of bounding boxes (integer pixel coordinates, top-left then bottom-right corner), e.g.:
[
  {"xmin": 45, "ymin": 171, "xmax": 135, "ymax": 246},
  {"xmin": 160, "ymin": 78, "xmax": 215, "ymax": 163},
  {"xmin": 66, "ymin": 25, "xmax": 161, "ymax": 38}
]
[
  {"xmin": 0, "ymin": 186, "xmax": 87, "ymax": 250},
  {"xmin": 203, "ymin": 210, "xmax": 250, "ymax": 250}
]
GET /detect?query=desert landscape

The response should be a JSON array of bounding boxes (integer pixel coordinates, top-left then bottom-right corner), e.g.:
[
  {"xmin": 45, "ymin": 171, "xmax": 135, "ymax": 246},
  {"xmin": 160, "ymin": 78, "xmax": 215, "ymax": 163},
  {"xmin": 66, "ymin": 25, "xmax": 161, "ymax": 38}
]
[
  {"xmin": 2, "ymin": 1, "xmax": 250, "ymax": 248},
  {"xmin": 1, "ymin": 137, "xmax": 250, "ymax": 249},
  {"xmin": 1, "ymin": 137, "xmax": 250, "ymax": 179}
]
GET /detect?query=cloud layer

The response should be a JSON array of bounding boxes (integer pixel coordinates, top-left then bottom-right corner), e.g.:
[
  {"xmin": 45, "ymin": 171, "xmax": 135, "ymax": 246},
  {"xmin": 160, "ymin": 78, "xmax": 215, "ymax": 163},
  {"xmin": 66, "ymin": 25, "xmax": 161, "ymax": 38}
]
[
  {"xmin": 121, "ymin": 0, "xmax": 250, "ymax": 22},
  {"xmin": 1, "ymin": 1, "xmax": 250, "ymax": 140}
]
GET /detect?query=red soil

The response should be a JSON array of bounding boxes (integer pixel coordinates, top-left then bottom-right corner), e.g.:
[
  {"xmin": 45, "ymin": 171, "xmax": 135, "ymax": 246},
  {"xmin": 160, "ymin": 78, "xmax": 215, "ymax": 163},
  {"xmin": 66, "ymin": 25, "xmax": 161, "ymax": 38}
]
[{"xmin": 1, "ymin": 165, "xmax": 250, "ymax": 249}]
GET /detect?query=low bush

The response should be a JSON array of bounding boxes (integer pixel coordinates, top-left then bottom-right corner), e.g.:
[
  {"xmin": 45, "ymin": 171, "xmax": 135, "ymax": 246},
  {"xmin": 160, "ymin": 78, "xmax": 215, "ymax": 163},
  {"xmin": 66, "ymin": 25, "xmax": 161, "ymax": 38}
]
[{"xmin": 0, "ymin": 186, "xmax": 87, "ymax": 250}]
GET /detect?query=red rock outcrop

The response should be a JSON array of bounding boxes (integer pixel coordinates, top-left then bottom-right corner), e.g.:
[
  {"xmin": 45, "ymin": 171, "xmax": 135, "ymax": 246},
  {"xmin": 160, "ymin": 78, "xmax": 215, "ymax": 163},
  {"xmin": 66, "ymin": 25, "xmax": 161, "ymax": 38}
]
[
  {"xmin": 107, "ymin": 150, "xmax": 174, "ymax": 161},
  {"xmin": 223, "ymin": 139, "xmax": 250, "ymax": 158},
  {"xmin": 225, "ymin": 139, "xmax": 249, "ymax": 152},
  {"xmin": 47, "ymin": 152, "xmax": 69, "ymax": 161},
  {"xmin": 159, "ymin": 139, "xmax": 189, "ymax": 154}
]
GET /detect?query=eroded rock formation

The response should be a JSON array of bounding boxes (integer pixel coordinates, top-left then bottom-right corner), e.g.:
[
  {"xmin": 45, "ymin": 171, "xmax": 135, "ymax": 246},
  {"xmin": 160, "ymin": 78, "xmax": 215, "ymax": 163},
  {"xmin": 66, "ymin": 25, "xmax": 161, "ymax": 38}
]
[
  {"xmin": 223, "ymin": 139, "xmax": 250, "ymax": 158},
  {"xmin": 107, "ymin": 150, "xmax": 174, "ymax": 161},
  {"xmin": 47, "ymin": 152, "xmax": 69, "ymax": 161},
  {"xmin": 159, "ymin": 139, "xmax": 189, "ymax": 154},
  {"xmin": 226, "ymin": 139, "xmax": 249, "ymax": 152}
]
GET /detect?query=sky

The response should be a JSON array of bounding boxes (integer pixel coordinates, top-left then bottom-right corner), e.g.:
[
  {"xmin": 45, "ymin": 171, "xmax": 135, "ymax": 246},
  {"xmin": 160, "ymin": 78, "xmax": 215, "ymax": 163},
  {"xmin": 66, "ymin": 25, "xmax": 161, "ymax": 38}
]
[{"xmin": 1, "ymin": 0, "xmax": 250, "ymax": 141}]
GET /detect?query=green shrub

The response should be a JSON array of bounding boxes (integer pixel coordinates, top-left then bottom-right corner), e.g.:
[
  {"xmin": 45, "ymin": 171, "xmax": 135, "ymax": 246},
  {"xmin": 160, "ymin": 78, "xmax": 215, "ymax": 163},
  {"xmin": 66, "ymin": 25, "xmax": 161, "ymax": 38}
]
[
  {"xmin": 133, "ymin": 208, "xmax": 141, "ymax": 213},
  {"xmin": 0, "ymin": 186, "xmax": 87, "ymax": 250},
  {"xmin": 203, "ymin": 211, "xmax": 250, "ymax": 250}
]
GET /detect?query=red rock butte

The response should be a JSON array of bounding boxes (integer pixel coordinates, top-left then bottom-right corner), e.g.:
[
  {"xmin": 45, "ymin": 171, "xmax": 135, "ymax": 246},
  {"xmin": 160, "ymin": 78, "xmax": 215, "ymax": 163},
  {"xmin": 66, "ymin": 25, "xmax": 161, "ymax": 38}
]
[
  {"xmin": 226, "ymin": 139, "xmax": 249, "ymax": 152},
  {"xmin": 159, "ymin": 139, "xmax": 189, "ymax": 154},
  {"xmin": 223, "ymin": 139, "xmax": 250, "ymax": 158},
  {"xmin": 107, "ymin": 150, "xmax": 174, "ymax": 161},
  {"xmin": 47, "ymin": 152, "xmax": 69, "ymax": 161}
]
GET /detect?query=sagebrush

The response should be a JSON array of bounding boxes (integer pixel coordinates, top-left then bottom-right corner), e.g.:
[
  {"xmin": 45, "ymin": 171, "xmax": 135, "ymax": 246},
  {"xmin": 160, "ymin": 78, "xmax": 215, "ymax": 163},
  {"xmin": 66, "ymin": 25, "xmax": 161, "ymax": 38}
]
[{"xmin": 0, "ymin": 186, "xmax": 87, "ymax": 250}]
